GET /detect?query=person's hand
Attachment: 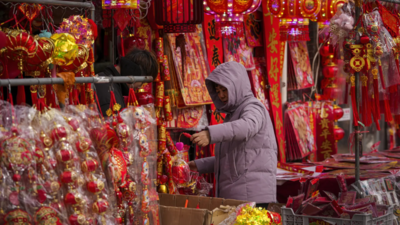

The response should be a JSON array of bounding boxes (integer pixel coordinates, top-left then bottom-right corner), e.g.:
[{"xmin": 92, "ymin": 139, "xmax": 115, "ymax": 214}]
[
  {"xmin": 188, "ymin": 161, "xmax": 198, "ymax": 172},
  {"xmin": 190, "ymin": 130, "xmax": 210, "ymax": 147}
]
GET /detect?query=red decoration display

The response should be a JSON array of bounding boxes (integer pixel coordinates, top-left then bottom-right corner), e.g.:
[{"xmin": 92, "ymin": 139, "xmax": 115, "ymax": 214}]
[
  {"xmin": 155, "ymin": 0, "xmax": 204, "ymax": 33},
  {"xmin": 266, "ymin": 0, "xmax": 321, "ymax": 41},
  {"xmin": 204, "ymin": 0, "xmax": 261, "ymax": 36}
]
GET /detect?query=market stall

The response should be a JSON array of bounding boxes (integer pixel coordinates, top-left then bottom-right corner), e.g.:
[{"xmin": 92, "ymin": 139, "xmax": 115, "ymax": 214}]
[{"xmin": 2, "ymin": 0, "xmax": 400, "ymax": 223}]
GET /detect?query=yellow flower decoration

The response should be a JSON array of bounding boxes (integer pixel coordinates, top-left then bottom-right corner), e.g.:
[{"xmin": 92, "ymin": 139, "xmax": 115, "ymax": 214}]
[{"xmin": 234, "ymin": 205, "xmax": 272, "ymax": 225}]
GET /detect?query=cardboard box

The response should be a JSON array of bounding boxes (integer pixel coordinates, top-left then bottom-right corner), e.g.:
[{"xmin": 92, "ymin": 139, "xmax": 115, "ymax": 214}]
[{"xmin": 159, "ymin": 194, "xmax": 249, "ymax": 225}]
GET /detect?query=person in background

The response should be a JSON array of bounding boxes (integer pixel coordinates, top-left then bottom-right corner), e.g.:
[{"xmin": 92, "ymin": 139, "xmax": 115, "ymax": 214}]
[
  {"xmin": 94, "ymin": 48, "xmax": 158, "ymax": 116},
  {"xmin": 188, "ymin": 61, "xmax": 277, "ymax": 209}
]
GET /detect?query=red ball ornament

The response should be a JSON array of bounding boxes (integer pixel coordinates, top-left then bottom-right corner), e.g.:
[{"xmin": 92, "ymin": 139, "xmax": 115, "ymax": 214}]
[
  {"xmin": 160, "ymin": 175, "xmax": 168, "ymax": 185},
  {"xmin": 76, "ymin": 137, "xmax": 92, "ymax": 153},
  {"xmin": 12, "ymin": 173, "xmax": 21, "ymax": 182},
  {"xmin": 61, "ymin": 171, "xmax": 78, "ymax": 184},
  {"xmin": 67, "ymin": 118, "xmax": 80, "ymax": 131},
  {"xmin": 56, "ymin": 149, "xmax": 74, "ymax": 163},
  {"xmin": 93, "ymin": 200, "xmax": 109, "ymax": 214},
  {"xmin": 334, "ymin": 126, "xmax": 345, "ymax": 141},
  {"xmin": 65, "ymin": 192, "xmax": 82, "ymax": 205},
  {"xmin": 320, "ymin": 44, "xmax": 331, "ymax": 57},
  {"xmin": 322, "ymin": 65, "xmax": 338, "ymax": 78},
  {"xmin": 333, "ymin": 105, "xmax": 344, "ymax": 121},
  {"xmin": 87, "ymin": 180, "xmax": 104, "ymax": 194},
  {"xmin": 51, "ymin": 125, "xmax": 67, "ymax": 142},
  {"xmin": 81, "ymin": 159, "xmax": 98, "ymax": 173},
  {"xmin": 69, "ymin": 214, "xmax": 86, "ymax": 225}
]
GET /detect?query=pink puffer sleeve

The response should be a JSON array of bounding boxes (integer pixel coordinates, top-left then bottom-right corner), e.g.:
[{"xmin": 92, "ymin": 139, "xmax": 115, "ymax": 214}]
[
  {"xmin": 194, "ymin": 156, "xmax": 215, "ymax": 174},
  {"xmin": 208, "ymin": 104, "xmax": 264, "ymax": 144}
]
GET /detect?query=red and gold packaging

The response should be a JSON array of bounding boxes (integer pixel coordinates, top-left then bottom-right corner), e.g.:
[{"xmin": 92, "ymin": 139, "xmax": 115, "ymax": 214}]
[
  {"xmin": 166, "ymin": 132, "xmax": 178, "ymax": 156},
  {"xmin": 154, "ymin": 67, "xmax": 161, "ymax": 82},
  {"xmin": 158, "ymin": 122, "xmax": 166, "ymax": 151},
  {"xmin": 155, "ymin": 82, "xmax": 164, "ymax": 108},
  {"xmin": 157, "ymin": 154, "xmax": 163, "ymax": 184},
  {"xmin": 155, "ymin": 37, "xmax": 164, "ymax": 63},
  {"xmin": 163, "ymin": 96, "xmax": 173, "ymax": 121},
  {"xmin": 163, "ymin": 151, "xmax": 176, "ymax": 194},
  {"xmin": 162, "ymin": 55, "xmax": 171, "ymax": 81}
]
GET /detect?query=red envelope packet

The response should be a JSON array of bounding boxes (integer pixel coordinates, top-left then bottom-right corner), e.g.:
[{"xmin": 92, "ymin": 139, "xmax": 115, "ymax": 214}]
[
  {"xmin": 317, "ymin": 202, "xmax": 341, "ymax": 218},
  {"xmin": 338, "ymin": 191, "xmax": 356, "ymax": 206},
  {"xmin": 323, "ymin": 191, "xmax": 337, "ymax": 201},
  {"xmin": 302, "ymin": 204, "xmax": 322, "ymax": 215}
]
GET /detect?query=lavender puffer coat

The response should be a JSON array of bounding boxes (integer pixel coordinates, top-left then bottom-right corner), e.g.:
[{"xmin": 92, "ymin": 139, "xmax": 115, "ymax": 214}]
[{"xmin": 194, "ymin": 61, "xmax": 278, "ymax": 203}]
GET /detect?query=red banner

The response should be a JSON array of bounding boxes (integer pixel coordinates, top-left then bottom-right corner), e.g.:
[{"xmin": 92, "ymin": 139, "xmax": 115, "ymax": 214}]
[
  {"xmin": 203, "ymin": 14, "xmax": 225, "ymax": 128},
  {"xmin": 315, "ymin": 101, "xmax": 337, "ymax": 161},
  {"xmin": 262, "ymin": 4, "xmax": 286, "ymax": 162}
]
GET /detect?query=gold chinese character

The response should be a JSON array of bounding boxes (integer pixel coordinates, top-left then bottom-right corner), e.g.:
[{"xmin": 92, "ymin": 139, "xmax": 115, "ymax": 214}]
[
  {"xmin": 275, "ymin": 113, "xmax": 283, "ymax": 136},
  {"xmin": 268, "ymin": 29, "xmax": 278, "ymax": 54},
  {"xmin": 320, "ymin": 129, "xmax": 331, "ymax": 139},
  {"xmin": 269, "ymin": 58, "xmax": 279, "ymax": 82},
  {"xmin": 319, "ymin": 118, "xmax": 330, "ymax": 129},
  {"xmin": 270, "ymin": 84, "xmax": 280, "ymax": 108},
  {"xmin": 321, "ymin": 140, "xmax": 332, "ymax": 150},
  {"xmin": 321, "ymin": 150, "xmax": 332, "ymax": 159}
]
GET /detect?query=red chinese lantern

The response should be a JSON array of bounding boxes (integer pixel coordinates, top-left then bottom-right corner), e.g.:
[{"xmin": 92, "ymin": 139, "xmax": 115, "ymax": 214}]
[
  {"xmin": 333, "ymin": 104, "xmax": 344, "ymax": 121},
  {"xmin": 266, "ymin": 0, "xmax": 321, "ymax": 41},
  {"xmin": 317, "ymin": 0, "xmax": 346, "ymax": 27},
  {"xmin": 155, "ymin": 0, "xmax": 204, "ymax": 33},
  {"xmin": 24, "ymin": 37, "xmax": 54, "ymax": 76},
  {"xmin": 6, "ymin": 30, "xmax": 38, "ymax": 71},
  {"xmin": 204, "ymin": 0, "xmax": 261, "ymax": 36},
  {"xmin": 333, "ymin": 125, "xmax": 344, "ymax": 141}
]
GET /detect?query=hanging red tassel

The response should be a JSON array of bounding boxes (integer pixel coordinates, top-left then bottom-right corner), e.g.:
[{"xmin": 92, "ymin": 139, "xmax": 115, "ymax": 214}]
[
  {"xmin": 80, "ymin": 85, "xmax": 87, "ymax": 105},
  {"xmin": 361, "ymin": 75, "xmax": 372, "ymax": 126},
  {"xmin": 378, "ymin": 59, "xmax": 386, "ymax": 90},
  {"xmin": 16, "ymin": 75, "xmax": 25, "ymax": 105},
  {"xmin": 370, "ymin": 95, "xmax": 381, "ymax": 130},
  {"xmin": 373, "ymin": 70, "xmax": 380, "ymax": 119},
  {"xmin": 127, "ymin": 88, "xmax": 138, "ymax": 106},
  {"xmin": 30, "ymin": 85, "xmax": 38, "ymax": 106},
  {"xmin": 350, "ymin": 75, "xmax": 359, "ymax": 126},
  {"xmin": 384, "ymin": 93, "xmax": 393, "ymax": 122},
  {"xmin": 68, "ymin": 89, "xmax": 73, "ymax": 105}
]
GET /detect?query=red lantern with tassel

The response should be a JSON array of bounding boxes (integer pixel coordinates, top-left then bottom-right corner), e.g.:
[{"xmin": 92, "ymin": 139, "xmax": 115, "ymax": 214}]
[
  {"xmin": 24, "ymin": 37, "xmax": 54, "ymax": 76},
  {"xmin": 205, "ymin": 0, "xmax": 261, "ymax": 37},
  {"xmin": 333, "ymin": 105, "xmax": 344, "ymax": 121},
  {"xmin": 155, "ymin": 0, "xmax": 204, "ymax": 33},
  {"xmin": 6, "ymin": 30, "xmax": 38, "ymax": 71},
  {"xmin": 59, "ymin": 45, "xmax": 89, "ymax": 75}
]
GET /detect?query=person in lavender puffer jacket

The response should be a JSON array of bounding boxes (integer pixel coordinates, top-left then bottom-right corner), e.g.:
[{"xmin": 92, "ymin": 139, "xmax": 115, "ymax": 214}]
[{"xmin": 189, "ymin": 61, "xmax": 278, "ymax": 208}]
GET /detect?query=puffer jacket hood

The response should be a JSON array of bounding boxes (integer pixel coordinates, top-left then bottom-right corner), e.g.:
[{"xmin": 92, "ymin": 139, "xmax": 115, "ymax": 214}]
[{"xmin": 206, "ymin": 61, "xmax": 253, "ymax": 113}]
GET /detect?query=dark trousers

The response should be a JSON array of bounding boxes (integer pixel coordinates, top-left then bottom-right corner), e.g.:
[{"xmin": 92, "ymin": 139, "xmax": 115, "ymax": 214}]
[{"xmin": 256, "ymin": 203, "xmax": 269, "ymax": 209}]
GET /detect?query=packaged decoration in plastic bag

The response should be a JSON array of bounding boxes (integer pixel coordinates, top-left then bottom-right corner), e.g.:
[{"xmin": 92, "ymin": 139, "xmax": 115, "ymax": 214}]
[
  {"xmin": 178, "ymin": 171, "xmax": 213, "ymax": 196},
  {"xmin": 121, "ymin": 104, "xmax": 160, "ymax": 225},
  {"xmin": 172, "ymin": 142, "xmax": 190, "ymax": 188},
  {"xmin": 62, "ymin": 106, "xmax": 117, "ymax": 224}
]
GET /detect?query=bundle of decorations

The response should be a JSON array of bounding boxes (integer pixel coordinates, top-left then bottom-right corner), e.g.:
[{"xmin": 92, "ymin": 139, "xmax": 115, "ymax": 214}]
[
  {"xmin": 218, "ymin": 202, "xmax": 282, "ymax": 225},
  {"xmin": 285, "ymin": 173, "xmax": 395, "ymax": 219},
  {"xmin": 284, "ymin": 101, "xmax": 344, "ymax": 162},
  {"xmin": 317, "ymin": 1, "xmax": 400, "ymax": 133},
  {"xmin": 0, "ymin": 15, "xmax": 97, "ymax": 107},
  {"xmin": 0, "ymin": 94, "xmax": 160, "ymax": 224}
]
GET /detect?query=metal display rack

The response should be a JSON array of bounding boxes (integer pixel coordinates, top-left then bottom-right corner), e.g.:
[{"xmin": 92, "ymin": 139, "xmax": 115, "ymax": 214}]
[
  {"xmin": 0, "ymin": 0, "xmax": 95, "ymax": 21},
  {"xmin": 0, "ymin": 76, "xmax": 154, "ymax": 86}
]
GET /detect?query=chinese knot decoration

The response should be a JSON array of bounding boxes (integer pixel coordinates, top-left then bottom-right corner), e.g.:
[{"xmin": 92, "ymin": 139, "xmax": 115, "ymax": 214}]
[
  {"xmin": 266, "ymin": 0, "xmax": 321, "ymax": 41},
  {"xmin": 155, "ymin": 0, "xmax": 204, "ymax": 33},
  {"xmin": 204, "ymin": 0, "xmax": 262, "ymax": 37}
]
